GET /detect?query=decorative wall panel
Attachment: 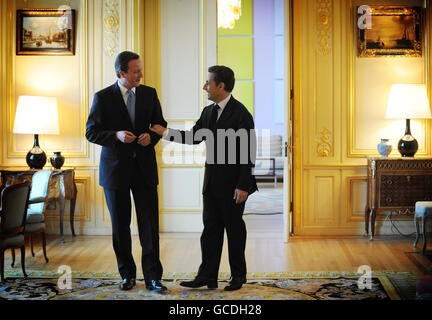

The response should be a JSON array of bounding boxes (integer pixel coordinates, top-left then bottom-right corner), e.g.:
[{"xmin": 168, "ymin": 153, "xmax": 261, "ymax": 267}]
[
  {"xmin": 293, "ymin": 0, "xmax": 431, "ymax": 236},
  {"xmin": 103, "ymin": 0, "xmax": 120, "ymax": 57},
  {"xmin": 161, "ymin": 168, "xmax": 203, "ymax": 211},
  {"xmin": 0, "ymin": 0, "xmax": 157, "ymax": 235}
]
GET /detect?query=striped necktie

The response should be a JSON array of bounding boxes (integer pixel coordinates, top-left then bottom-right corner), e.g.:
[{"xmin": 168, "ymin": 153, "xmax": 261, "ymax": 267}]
[{"xmin": 126, "ymin": 89, "xmax": 135, "ymax": 128}]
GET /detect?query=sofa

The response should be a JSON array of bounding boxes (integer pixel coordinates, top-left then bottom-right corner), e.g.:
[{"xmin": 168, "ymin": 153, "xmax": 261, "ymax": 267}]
[{"xmin": 253, "ymin": 134, "xmax": 284, "ymax": 187}]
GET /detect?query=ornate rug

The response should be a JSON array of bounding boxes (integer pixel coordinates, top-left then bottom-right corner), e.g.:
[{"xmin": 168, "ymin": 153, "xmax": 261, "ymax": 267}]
[{"xmin": 0, "ymin": 271, "xmax": 417, "ymax": 300}]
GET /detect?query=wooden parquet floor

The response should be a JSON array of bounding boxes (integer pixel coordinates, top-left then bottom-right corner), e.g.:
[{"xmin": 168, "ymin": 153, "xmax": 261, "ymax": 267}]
[{"xmin": 2, "ymin": 233, "xmax": 431, "ymax": 277}]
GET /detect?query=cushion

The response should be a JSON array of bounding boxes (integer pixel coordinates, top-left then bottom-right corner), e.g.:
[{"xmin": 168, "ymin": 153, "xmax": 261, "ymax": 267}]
[
  {"xmin": 26, "ymin": 212, "xmax": 44, "ymax": 224},
  {"xmin": 29, "ymin": 170, "xmax": 52, "ymax": 201},
  {"xmin": 24, "ymin": 222, "xmax": 45, "ymax": 232},
  {"xmin": 254, "ymin": 157, "xmax": 284, "ymax": 176},
  {"xmin": 415, "ymin": 202, "xmax": 432, "ymax": 215},
  {"xmin": 257, "ymin": 135, "xmax": 282, "ymax": 157},
  {"xmin": 0, "ymin": 234, "xmax": 25, "ymax": 249},
  {"xmin": 27, "ymin": 203, "xmax": 44, "ymax": 215},
  {"xmin": 274, "ymin": 157, "xmax": 284, "ymax": 170}
]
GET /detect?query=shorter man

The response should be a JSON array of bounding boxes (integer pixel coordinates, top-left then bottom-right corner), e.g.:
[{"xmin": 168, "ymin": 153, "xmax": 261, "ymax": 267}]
[{"xmin": 151, "ymin": 65, "xmax": 257, "ymax": 291}]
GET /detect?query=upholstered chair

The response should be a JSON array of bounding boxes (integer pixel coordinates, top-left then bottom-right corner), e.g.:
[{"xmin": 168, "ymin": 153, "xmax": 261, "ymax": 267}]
[
  {"xmin": 0, "ymin": 182, "xmax": 31, "ymax": 283},
  {"xmin": 414, "ymin": 201, "xmax": 432, "ymax": 255},
  {"xmin": 24, "ymin": 169, "xmax": 53, "ymax": 263}
]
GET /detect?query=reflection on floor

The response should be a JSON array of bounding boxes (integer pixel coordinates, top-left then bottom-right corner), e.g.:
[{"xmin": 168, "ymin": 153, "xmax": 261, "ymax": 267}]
[{"xmin": 244, "ymin": 183, "xmax": 284, "ymax": 234}]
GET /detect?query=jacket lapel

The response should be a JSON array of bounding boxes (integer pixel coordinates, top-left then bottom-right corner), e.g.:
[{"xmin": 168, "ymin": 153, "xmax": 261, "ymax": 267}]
[
  {"xmin": 216, "ymin": 95, "xmax": 236, "ymax": 127},
  {"xmin": 112, "ymin": 82, "xmax": 134, "ymax": 129}
]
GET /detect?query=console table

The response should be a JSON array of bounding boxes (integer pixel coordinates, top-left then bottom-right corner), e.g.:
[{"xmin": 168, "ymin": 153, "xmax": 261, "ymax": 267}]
[
  {"xmin": 0, "ymin": 169, "xmax": 77, "ymax": 243},
  {"xmin": 365, "ymin": 157, "xmax": 432, "ymax": 240}
]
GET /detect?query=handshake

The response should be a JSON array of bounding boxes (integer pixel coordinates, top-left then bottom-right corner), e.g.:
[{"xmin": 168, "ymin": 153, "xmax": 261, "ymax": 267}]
[{"xmin": 115, "ymin": 125, "xmax": 167, "ymax": 146}]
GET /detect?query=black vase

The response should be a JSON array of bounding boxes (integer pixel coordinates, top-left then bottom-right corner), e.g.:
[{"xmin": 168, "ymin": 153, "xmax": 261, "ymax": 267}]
[
  {"xmin": 26, "ymin": 134, "xmax": 47, "ymax": 169},
  {"xmin": 50, "ymin": 151, "xmax": 65, "ymax": 169}
]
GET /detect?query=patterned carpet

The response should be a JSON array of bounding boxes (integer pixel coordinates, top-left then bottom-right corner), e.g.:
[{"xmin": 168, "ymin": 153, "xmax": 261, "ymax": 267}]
[{"xmin": 0, "ymin": 271, "xmax": 418, "ymax": 300}]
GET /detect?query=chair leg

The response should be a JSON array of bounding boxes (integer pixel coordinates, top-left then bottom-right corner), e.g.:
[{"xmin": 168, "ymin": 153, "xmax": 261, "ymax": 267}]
[
  {"xmin": 0, "ymin": 249, "xmax": 4, "ymax": 283},
  {"xmin": 414, "ymin": 214, "xmax": 420, "ymax": 248},
  {"xmin": 422, "ymin": 216, "xmax": 428, "ymax": 256},
  {"xmin": 70, "ymin": 198, "xmax": 77, "ymax": 237},
  {"xmin": 41, "ymin": 232, "xmax": 49, "ymax": 263},
  {"xmin": 20, "ymin": 245, "xmax": 27, "ymax": 278},
  {"xmin": 30, "ymin": 233, "xmax": 35, "ymax": 257},
  {"xmin": 11, "ymin": 248, "xmax": 15, "ymax": 267}
]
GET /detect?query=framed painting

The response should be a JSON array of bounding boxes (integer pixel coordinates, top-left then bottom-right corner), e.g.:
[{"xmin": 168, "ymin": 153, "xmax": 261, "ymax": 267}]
[
  {"xmin": 16, "ymin": 9, "xmax": 76, "ymax": 55},
  {"xmin": 357, "ymin": 6, "xmax": 422, "ymax": 57}
]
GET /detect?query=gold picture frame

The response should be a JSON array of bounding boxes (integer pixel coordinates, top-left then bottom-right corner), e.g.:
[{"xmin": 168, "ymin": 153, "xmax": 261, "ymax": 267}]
[
  {"xmin": 357, "ymin": 6, "xmax": 422, "ymax": 57},
  {"xmin": 16, "ymin": 9, "xmax": 76, "ymax": 55}
]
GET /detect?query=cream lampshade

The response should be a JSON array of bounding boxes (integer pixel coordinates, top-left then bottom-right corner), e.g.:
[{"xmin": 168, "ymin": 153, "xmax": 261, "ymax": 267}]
[
  {"xmin": 13, "ymin": 96, "xmax": 60, "ymax": 169},
  {"xmin": 385, "ymin": 84, "xmax": 431, "ymax": 157}
]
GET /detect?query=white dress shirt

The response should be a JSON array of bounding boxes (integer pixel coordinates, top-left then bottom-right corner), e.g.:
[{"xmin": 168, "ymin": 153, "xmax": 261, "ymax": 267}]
[
  {"xmin": 117, "ymin": 80, "xmax": 136, "ymax": 106},
  {"xmin": 162, "ymin": 94, "xmax": 232, "ymax": 139},
  {"xmin": 215, "ymin": 94, "xmax": 231, "ymax": 120}
]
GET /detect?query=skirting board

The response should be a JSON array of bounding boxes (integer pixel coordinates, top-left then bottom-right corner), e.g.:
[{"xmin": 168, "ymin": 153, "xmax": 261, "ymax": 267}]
[{"xmin": 42, "ymin": 214, "xmax": 431, "ymax": 236}]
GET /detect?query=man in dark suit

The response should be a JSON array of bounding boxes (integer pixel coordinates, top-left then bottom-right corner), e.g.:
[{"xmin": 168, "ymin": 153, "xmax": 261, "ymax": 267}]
[
  {"xmin": 86, "ymin": 51, "xmax": 167, "ymax": 292},
  {"xmin": 151, "ymin": 65, "xmax": 257, "ymax": 291}
]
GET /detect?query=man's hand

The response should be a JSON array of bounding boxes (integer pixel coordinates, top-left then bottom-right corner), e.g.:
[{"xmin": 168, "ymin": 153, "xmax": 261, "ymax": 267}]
[
  {"xmin": 233, "ymin": 189, "xmax": 248, "ymax": 204},
  {"xmin": 116, "ymin": 131, "xmax": 136, "ymax": 143},
  {"xmin": 137, "ymin": 133, "xmax": 151, "ymax": 147},
  {"xmin": 150, "ymin": 124, "xmax": 167, "ymax": 136}
]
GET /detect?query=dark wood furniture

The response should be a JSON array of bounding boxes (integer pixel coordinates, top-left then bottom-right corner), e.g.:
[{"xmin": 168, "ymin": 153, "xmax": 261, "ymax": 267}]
[
  {"xmin": 414, "ymin": 202, "xmax": 432, "ymax": 255},
  {"xmin": 254, "ymin": 157, "xmax": 278, "ymax": 187},
  {"xmin": 365, "ymin": 157, "xmax": 432, "ymax": 240},
  {"xmin": 0, "ymin": 182, "xmax": 31, "ymax": 282},
  {"xmin": 0, "ymin": 169, "xmax": 78, "ymax": 243}
]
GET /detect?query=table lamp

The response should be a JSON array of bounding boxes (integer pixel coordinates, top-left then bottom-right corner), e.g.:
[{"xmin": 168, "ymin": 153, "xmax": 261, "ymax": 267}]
[
  {"xmin": 385, "ymin": 84, "xmax": 431, "ymax": 157},
  {"xmin": 13, "ymin": 96, "xmax": 60, "ymax": 169}
]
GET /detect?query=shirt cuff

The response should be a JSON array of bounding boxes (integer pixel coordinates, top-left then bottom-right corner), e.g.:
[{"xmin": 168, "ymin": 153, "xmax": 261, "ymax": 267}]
[{"xmin": 162, "ymin": 128, "xmax": 170, "ymax": 140}]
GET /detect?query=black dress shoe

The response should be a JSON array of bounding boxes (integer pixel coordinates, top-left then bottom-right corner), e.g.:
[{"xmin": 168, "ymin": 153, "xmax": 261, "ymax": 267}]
[
  {"xmin": 224, "ymin": 276, "xmax": 247, "ymax": 291},
  {"xmin": 119, "ymin": 278, "xmax": 136, "ymax": 291},
  {"xmin": 179, "ymin": 278, "xmax": 218, "ymax": 289},
  {"xmin": 146, "ymin": 280, "xmax": 167, "ymax": 292}
]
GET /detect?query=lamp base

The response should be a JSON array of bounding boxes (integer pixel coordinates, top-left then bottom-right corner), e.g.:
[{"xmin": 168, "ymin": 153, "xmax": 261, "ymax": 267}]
[
  {"xmin": 26, "ymin": 147, "xmax": 47, "ymax": 169},
  {"xmin": 26, "ymin": 134, "xmax": 47, "ymax": 169},
  {"xmin": 398, "ymin": 134, "xmax": 418, "ymax": 157}
]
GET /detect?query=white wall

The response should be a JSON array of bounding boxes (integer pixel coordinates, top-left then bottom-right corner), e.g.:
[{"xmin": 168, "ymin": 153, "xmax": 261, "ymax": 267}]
[{"xmin": 160, "ymin": 0, "xmax": 216, "ymax": 232}]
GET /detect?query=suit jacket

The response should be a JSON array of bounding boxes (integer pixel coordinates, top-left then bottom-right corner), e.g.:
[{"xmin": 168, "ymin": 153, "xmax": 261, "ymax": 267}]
[
  {"xmin": 86, "ymin": 82, "xmax": 167, "ymax": 189},
  {"xmin": 166, "ymin": 96, "xmax": 258, "ymax": 197}
]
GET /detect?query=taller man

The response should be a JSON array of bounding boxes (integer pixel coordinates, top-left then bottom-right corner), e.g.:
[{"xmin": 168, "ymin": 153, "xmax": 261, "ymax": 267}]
[
  {"xmin": 86, "ymin": 51, "xmax": 167, "ymax": 292},
  {"xmin": 151, "ymin": 65, "xmax": 257, "ymax": 291}
]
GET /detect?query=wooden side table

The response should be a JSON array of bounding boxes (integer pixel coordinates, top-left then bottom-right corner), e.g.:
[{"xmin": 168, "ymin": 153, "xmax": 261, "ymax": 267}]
[
  {"xmin": 0, "ymin": 169, "xmax": 78, "ymax": 243},
  {"xmin": 365, "ymin": 157, "xmax": 432, "ymax": 240}
]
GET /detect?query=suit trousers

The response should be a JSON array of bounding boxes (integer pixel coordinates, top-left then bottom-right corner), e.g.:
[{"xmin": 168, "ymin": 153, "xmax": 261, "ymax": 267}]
[
  {"xmin": 103, "ymin": 162, "xmax": 163, "ymax": 281},
  {"xmin": 197, "ymin": 183, "xmax": 247, "ymax": 280}
]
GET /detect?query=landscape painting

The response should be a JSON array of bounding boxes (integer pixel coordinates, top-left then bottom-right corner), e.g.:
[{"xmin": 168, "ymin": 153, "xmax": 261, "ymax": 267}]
[
  {"xmin": 17, "ymin": 9, "xmax": 75, "ymax": 55},
  {"xmin": 357, "ymin": 6, "xmax": 422, "ymax": 57}
]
